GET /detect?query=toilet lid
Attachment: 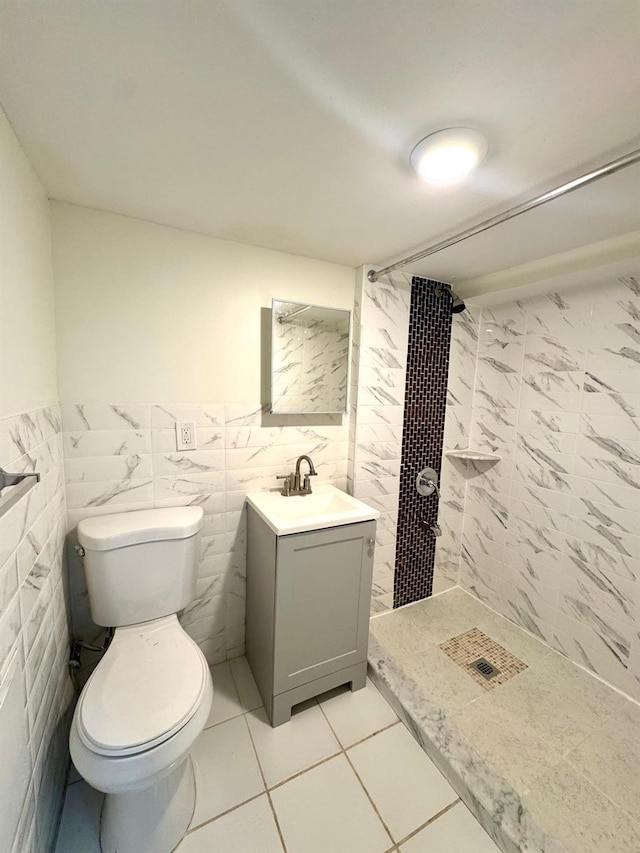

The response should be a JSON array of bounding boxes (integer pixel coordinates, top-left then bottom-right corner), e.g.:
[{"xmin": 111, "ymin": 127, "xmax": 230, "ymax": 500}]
[{"xmin": 77, "ymin": 616, "xmax": 209, "ymax": 757}]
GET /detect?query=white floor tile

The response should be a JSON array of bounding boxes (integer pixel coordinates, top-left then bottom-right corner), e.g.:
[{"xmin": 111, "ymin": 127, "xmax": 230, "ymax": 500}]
[
  {"xmin": 229, "ymin": 656, "xmax": 263, "ymax": 712},
  {"xmin": 270, "ymin": 754, "xmax": 392, "ymax": 853},
  {"xmin": 177, "ymin": 794, "xmax": 284, "ymax": 853},
  {"xmin": 54, "ymin": 782, "xmax": 102, "ymax": 853},
  {"xmin": 246, "ymin": 703, "xmax": 340, "ymax": 788},
  {"xmin": 400, "ymin": 802, "xmax": 501, "ymax": 852},
  {"xmin": 190, "ymin": 715, "xmax": 264, "ymax": 828},
  {"xmin": 319, "ymin": 679, "xmax": 398, "ymax": 747},
  {"xmin": 206, "ymin": 661, "xmax": 243, "ymax": 727},
  {"xmin": 348, "ymin": 724, "xmax": 458, "ymax": 842}
]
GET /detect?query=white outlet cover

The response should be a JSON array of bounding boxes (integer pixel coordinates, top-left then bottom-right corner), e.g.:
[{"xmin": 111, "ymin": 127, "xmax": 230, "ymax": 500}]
[{"xmin": 175, "ymin": 421, "xmax": 197, "ymax": 451}]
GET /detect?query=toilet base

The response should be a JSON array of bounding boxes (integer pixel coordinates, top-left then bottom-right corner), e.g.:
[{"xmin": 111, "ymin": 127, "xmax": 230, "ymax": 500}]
[{"xmin": 100, "ymin": 754, "xmax": 195, "ymax": 853}]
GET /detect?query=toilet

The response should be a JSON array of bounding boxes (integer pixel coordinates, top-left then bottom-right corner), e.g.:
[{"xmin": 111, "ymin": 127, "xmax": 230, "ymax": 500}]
[{"xmin": 69, "ymin": 506, "xmax": 213, "ymax": 853}]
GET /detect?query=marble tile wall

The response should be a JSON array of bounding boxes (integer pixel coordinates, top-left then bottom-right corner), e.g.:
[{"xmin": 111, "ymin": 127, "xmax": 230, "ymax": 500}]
[
  {"xmin": 455, "ymin": 274, "xmax": 640, "ymax": 700},
  {"xmin": 435, "ymin": 307, "xmax": 481, "ymax": 593},
  {"xmin": 62, "ymin": 402, "xmax": 349, "ymax": 663},
  {"xmin": 348, "ymin": 268, "xmax": 411, "ymax": 614},
  {"xmin": 0, "ymin": 406, "xmax": 73, "ymax": 853}
]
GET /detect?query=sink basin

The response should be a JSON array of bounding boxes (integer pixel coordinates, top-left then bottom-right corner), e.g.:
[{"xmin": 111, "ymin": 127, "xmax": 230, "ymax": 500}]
[{"xmin": 245, "ymin": 485, "xmax": 380, "ymax": 535}]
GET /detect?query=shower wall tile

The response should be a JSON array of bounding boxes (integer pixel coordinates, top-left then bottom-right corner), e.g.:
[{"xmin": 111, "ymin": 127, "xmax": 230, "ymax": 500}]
[
  {"xmin": 62, "ymin": 402, "xmax": 349, "ymax": 663},
  {"xmin": 435, "ymin": 307, "xmax": 480, "ymax": 594},
  {"xmin": 0, "ymin": 405, "xmax": 72, "ymax": 853},
  {"xmin": 349, "ymin": 267, "xmax": 411, "ymax": 613},
  {"xmin": 452, "ymin": 274, "xmax": 640, "ymax": 701}
]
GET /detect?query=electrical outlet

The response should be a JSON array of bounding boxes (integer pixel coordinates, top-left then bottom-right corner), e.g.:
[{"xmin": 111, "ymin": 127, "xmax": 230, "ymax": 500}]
[{"xmin": 175, "ymin": 422, "xmax": 197, "ymax": 451}]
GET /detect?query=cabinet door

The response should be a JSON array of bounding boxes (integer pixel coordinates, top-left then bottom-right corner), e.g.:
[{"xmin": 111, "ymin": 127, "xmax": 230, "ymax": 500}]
[{"xmin": 273, "ymin": 520, "xmax": 375, "ymax": 694}]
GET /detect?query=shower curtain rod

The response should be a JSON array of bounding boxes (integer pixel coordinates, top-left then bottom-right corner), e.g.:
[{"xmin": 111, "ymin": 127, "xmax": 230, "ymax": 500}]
[{"xmin": 367, "ymin": 147, "xmax": 640, "ymax": 283}]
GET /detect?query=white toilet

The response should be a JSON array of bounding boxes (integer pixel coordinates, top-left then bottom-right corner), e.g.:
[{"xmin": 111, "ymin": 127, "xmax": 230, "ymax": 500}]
[{"xmin": 70, "ymin": 507, "xmax": 213, "ymax": 853}]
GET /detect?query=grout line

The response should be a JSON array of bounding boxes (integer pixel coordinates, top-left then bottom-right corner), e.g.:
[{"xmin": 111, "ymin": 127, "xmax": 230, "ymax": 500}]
[
  {"xmin": 242, "ymin": 711, "xmax": 269, "ymax": 790},
  {"xmin": 202, "ymin": 708, "xmax": 245, "ymax": 731},
  {"xmin": 317, "ymin": 697, "xmax": 396, "ymax": 848},
  {"xmin": 226, "ymin": 658, "xmax": 250, "ymax": 715},
  {"xmin": 243, "ymin": 699, "xmax": 289, "ymax": 851},
  {"xmin": 558, "ymin": 700, "xmax": 622, "ymax": 763},
  {"xmin": 266, "ymin": 789, "xmax": 289, "ymax": 853},
  {"xmin": 563, "ymin": 757, "xmax": 638, "ymax": 825},
  {"xmin": 343, "ymin": 718, "xmax": 401, "ymax": 750},
  {"xmin": 266, "ymin": 750, "xmax": 344, "ymax": 793},
  {"xmin": 342, "ymin": 749, "xmax": 396, "ymax": 847},
  {"xmin": 186, "ymin": 791, "xmax": 264, "ymax": 835},
  {"xmin": 393, "ymin": 797, "xmax": 461, "ymax": 847},
  {"xmin": 184, "ymin": 669, "xmax": 479, "ymax": 849}
]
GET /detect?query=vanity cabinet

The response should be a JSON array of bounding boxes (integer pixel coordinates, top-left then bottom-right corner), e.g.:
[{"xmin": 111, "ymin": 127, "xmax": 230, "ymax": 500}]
[{"xmin": 246, "ymin": 507, "xmax": 376, "ymax": 726}]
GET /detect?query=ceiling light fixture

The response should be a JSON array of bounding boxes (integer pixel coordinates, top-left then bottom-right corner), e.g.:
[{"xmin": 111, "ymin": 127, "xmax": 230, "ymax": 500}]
[{"xmin": 410, "ymin": 127, "xmax": 488, "ymax": 183}]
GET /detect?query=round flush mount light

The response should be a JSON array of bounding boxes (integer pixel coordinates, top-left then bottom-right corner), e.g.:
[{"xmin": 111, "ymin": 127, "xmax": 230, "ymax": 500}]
[{"xmin": 410, "ymin": 127, "xmax": 488, "ymax": 183}]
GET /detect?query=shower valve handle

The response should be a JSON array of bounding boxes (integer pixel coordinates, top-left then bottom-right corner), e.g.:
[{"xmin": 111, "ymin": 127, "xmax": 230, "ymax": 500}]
[{"xmin": 416, "ymin": 467, "xmax": 440, "ymax": 498}]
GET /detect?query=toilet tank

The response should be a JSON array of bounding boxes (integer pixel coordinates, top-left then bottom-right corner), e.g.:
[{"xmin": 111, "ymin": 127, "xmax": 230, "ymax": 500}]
[{"xmin": 77, "ymin": 507, "xmax": 204, "ymax": 627}]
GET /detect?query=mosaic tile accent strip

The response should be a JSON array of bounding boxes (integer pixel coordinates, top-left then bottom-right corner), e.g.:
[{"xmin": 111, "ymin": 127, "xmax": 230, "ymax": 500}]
[
  {"xmin": 394, "ymin": 277, "xmax": 452, "ymax": 607},
  {"xmin": 439, "ymin": 627, "xmax": 528, "ymax": 691}
]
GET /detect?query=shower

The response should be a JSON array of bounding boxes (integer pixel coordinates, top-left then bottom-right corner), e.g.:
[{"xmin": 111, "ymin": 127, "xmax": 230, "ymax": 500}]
[{"xmin": 436, "ymin": 282, "xmax": 466, "ymax": 313}]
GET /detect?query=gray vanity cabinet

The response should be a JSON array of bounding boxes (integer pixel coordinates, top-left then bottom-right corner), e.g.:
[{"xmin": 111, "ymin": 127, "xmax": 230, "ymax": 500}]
[{"xmin": 246, "ymin": 508, "xmax": 376, "ymax": 726}]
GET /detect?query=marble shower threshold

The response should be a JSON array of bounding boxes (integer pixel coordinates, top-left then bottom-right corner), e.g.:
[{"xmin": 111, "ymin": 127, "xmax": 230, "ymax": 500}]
[{"xmin": 367, "ymin": 587, "xmax": 640, "ymax": 853}]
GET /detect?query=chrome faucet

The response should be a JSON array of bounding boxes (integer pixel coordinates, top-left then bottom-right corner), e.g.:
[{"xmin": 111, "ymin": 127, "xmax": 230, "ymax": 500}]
[{"xmin": 276, "ymin": 454, "xmax": 317, "ymax": 496}]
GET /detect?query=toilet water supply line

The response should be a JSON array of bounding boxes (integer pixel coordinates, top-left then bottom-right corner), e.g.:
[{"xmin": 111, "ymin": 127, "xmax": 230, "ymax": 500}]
[
  {"xmin": 68, "ymin": 627, "xmax": 115, "ymax": 693},
  {"xmin": 367, "ymin": 147, "xmax": 640, "ymax": 283}
]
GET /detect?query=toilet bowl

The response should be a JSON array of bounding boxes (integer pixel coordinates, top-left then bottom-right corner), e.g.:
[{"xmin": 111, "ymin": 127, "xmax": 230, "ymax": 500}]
[
  {"xmin": 70, "ymin": 615, "xmax": 213, "ymax": 853},
  {"xmin": 70, "ymin": 507, "xmax": 214, "ymax": 853}
]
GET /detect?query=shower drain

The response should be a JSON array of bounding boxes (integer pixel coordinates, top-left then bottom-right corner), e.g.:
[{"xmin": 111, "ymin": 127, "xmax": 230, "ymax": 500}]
[
  {"xmin": 439, "ymin": 628, "xmax": 527, "ymax": 691},
  {"xmin": 470, "ymin": 657, "xmax": 500, "ymax": 680}
]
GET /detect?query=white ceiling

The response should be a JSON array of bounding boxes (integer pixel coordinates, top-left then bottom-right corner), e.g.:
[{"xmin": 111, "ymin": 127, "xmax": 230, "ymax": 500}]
[{"xmin": 0, "ymin": 0, "xmax": 639, "ymax": 284}]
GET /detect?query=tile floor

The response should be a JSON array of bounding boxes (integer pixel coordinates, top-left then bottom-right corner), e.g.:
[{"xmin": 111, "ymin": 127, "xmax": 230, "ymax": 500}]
[{"xmin": 55, "ymin": 656, "xmax": 501, "ymax": 853}]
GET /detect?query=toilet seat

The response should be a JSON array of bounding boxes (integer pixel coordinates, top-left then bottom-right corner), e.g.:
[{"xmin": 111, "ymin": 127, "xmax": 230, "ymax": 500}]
[{"xmin": 76, "ymin": 615, "xmax": 208, "ymax": 757}]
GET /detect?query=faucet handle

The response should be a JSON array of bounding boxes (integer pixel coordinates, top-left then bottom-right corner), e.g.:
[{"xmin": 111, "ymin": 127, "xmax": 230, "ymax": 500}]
[{"xmin": 276, "ymin": 474, "xmax": 292, "ymax": 496}]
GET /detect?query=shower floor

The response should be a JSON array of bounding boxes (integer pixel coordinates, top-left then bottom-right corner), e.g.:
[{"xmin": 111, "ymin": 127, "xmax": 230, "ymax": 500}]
[{"xmin": 368, "ymin": 587, "xmax": 640, "ymax": 853}]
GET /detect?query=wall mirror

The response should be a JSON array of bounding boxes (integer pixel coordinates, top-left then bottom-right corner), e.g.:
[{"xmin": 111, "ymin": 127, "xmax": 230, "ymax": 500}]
[{"xmin": 271, "ymin": 299, "xmax": 351, "ymax": 414}]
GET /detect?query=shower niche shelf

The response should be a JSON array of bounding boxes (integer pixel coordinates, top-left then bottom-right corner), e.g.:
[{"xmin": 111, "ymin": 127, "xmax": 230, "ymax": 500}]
[{"xmin": 444, "ymin": 449, "xmax": 501, "ymax": 462}]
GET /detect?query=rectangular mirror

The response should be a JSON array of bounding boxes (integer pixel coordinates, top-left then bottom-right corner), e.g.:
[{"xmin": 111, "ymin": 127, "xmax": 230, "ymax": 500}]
[{"xmin": 271, "ymin": 299, "xmax": 351, "ymax": 414}]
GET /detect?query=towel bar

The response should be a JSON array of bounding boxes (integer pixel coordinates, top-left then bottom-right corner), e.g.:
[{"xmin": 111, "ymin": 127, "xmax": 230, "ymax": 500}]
[{"xmin": 0, "ymin": 467, "xmax": 41, "ymax": 518}]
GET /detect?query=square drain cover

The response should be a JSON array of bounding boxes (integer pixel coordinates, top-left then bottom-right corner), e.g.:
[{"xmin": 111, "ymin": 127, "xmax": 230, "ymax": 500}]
[{"xmin": 439, "ymin": 627, "xmax": 527, "ymax": 691}]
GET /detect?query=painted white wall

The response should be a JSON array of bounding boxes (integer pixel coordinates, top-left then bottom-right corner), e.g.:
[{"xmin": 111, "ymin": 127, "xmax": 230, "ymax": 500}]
[
  {"xmin": 52, "ymin": 202, "xmax": 355, "ymax": 404},
  {"xmin": 0, "ymin": 106, "xmax": 57, "ymax": 417},
  {"xmin": 0, "ymin": 106, "xmax": 70, "ymax": 853}
]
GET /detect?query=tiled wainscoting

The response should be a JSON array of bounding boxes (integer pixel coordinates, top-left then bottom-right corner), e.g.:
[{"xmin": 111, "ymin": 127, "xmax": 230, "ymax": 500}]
[
  {"xmin": 62, "ymin": 402, "xmax": 349, "ymax": 662},
  {"xmin": 440, "ymin": 273, "xmax": 640, "ymax": 701},
  {"xmin": 0, "ymin": 406, "xmax": 73, "ymax": 852}
]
